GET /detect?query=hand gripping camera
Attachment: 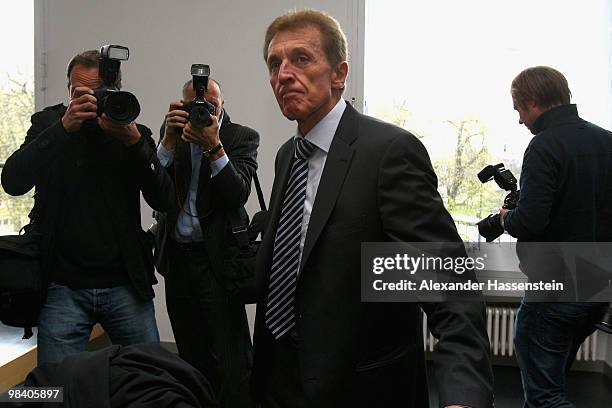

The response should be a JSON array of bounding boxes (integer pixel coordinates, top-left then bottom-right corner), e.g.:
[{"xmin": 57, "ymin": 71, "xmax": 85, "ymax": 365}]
[
  {"xmin": 93, "ymin": 45, "xmax": 140, "ymax": 124},
  {"xmin": 476, "ymin": 163, "xmax": 519, "ymax": 242},
  {"xmin": 181, "ymin": 64, "xmax": 217, "ymax": 128}
]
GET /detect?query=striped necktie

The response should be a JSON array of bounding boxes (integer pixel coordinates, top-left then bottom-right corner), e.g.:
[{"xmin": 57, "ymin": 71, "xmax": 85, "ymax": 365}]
[{"xmin": 265, "ymin": 136, "xmax": 315, "ymax": 339}]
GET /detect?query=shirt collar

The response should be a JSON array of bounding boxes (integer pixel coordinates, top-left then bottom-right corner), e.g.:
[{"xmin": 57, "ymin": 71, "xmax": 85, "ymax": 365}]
[
  {"xmin": 293, "ymin": 98, "xmax": 346, "ymax": 154},
  {"xmin": 533, "ymin": 104, "xmax": 579, "ymax": 134}
]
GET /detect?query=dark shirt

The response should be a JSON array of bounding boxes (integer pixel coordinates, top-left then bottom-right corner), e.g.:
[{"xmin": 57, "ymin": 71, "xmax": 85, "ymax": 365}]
[
  {"xmin": 504, "ymin": 104, "xmax": 612, "ymax": 242},
  {"xmin": 53, "ymin": 128, "xmax": 128, "ymax": 288}
]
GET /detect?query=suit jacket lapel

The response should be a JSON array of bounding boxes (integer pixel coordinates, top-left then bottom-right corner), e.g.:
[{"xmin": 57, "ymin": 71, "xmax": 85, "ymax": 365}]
[
  {"xmin": 196, "ymin": 154, "xmax": 212, "ymax": 215},
  {"xmin": 175, "ymin": 137, "xmax": 192, "ymax": 201},
  {"xmin": 299, "ymin": 103, "xmax": 359, "ymax": 274},
  {"xmin": 195, "ymin": 110, "xmax": 228, "ymax": 215}
]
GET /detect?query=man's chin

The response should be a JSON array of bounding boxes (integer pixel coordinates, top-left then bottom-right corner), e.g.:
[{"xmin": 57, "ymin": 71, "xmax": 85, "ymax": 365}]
[{"xmin": 280, "ymin": 107, "xmax": 303, "ymax": 122}]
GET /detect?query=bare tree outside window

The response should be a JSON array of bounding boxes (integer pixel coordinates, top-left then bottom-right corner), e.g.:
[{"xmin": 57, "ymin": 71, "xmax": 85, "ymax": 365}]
[
  {"xmin": 0, "ymin": 74, "xmax": 35, "ymax": 233},
  {"xmin": 0, "ymin": 0, "xmax": 35, "ymax": 234},
  {"xmin": 365, "ymin": 0, "xmax": 611, "ymax": 241}
]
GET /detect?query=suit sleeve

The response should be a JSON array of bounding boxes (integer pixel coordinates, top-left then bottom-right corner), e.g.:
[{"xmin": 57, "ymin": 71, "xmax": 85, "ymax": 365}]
[
  {"xmin": 504, "ymin": 139, "xmax": 558, "ymax": 240},
  {"xmin": 209, "ymin": 126, "xmax": 259, "ymax": 209},
  {"xmin": 377, "ymin": 133, "xmax": 494, "ymax": 408},
  {"xmin": 125, "ymin": 124, "xmax": 175, "ymax": 212},
  {"xmin": 1, "ymin": 111, "xmax": 70, "ymax": 196}
]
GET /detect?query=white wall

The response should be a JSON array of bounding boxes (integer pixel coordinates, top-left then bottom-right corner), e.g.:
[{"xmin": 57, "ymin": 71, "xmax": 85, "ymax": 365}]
[{"xmin": 35, "ymin": 0, "xmax": 364, "ymax": 342}]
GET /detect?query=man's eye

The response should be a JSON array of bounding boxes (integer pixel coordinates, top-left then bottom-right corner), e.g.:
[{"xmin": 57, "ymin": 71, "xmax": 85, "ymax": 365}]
[
  {"xmin": 269, "ymin": 61, "xmax": 280, "ymax": 71},
  {"xmin": 297, "ymin": 55, "xmax": 309, "ymax": 64}
]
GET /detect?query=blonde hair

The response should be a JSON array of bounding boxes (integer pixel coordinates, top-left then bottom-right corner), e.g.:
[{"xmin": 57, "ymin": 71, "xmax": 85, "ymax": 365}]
[{"xmin": 263, "ymin": 9, "xmax": 348, "ymax": 66}]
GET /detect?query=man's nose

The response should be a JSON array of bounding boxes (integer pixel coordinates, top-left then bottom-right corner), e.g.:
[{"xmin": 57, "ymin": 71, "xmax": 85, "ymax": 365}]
[{"xmin": 278, "ymin": 60, "xmax": 294, "ymax": 82}]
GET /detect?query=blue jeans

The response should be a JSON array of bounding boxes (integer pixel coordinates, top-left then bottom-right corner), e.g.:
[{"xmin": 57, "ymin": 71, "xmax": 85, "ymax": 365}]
[
  {"xmin": 37, "ymin": 283, "xmax": 159, "ymax": 365},
  {"xmin": 514, "ymin": 301, "xmax": 608, "ymax": 408}
]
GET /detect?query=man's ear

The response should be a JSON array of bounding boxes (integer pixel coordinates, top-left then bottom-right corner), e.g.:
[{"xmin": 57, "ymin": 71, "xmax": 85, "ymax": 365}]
[
  {"xmin": 528, "ymin": 99, "xmax": 547, "ymax": 117},
  {"xmin": 332, "ymin": 61, "xmax": 349, "ymax": 91}
]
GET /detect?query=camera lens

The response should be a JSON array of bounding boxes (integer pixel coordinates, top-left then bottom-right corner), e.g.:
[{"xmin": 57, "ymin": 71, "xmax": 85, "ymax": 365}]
[
  {"xmin": 190, "ymin": 105, "xmax": 213, "ymax": 128},
  {"xmin": 477, "ymin": 213, "xmax": 504, "ymax": 242},
  {"xmin": 104, "ymin": 91, "xmax": 141, "ymax": 124}
]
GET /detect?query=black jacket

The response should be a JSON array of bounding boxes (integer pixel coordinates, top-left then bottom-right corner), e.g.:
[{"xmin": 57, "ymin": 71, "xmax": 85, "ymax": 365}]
[
  {"xmin": 504, "ymin": 104, "xmax": 612, "ymax": 298},
  {"xmin": 505, "ymin": 104, "xmax": 612, "ymax": 242},
  {"xmin": 154, "ymin": 110, "xmax": 259, "ymax": 279},
  {"xmin": 252, "ymin": 102, "xmax": 493, "ymax": 408},
  {"xmin": 1, "ymin": 104, "xmax": 174, "ymax": 300},
  {"xmin": 23, "ymin": 343, "xmax": 218, "ymax": 408}
]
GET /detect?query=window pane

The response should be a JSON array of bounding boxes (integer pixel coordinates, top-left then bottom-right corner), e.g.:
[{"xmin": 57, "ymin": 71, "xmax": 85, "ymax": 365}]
[
  {"xmin": 364, "ymin": 0, "xmax": 611, "ymax": 241},
  {"xmin": 0, "ymin": 1, "xmax": 34, "ymax": 234}
]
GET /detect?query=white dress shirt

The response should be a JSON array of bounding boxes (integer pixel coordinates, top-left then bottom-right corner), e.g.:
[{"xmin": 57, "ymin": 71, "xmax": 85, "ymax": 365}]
[{"xmin": 295, "ymin": 98, "xmax": 346, "ymax": 266}]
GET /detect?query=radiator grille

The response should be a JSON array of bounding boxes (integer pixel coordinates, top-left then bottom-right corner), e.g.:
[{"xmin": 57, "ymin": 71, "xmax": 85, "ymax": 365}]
[{"xmin": 422, "ymin": 306, "xmax": 600, "ymax": 361}]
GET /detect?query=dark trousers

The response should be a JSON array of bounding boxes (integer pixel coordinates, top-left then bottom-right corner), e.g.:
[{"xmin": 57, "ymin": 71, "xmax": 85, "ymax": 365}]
[
  {"xmin": 515, "ymin": 301, "xmax": 609, "ymax": 408},
  {"xmin": 259, "ymin": 334, "xmax": 306, "ymax": 408},
  {"xmin": 165, "ymin": 241, "xmax": 254, "ymax": 408}
]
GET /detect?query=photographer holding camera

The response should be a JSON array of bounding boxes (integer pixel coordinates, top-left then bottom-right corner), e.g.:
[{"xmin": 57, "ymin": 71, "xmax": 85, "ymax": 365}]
[
  {"xmin": 0, "ymin": 48, "xmax": 174, "ymax": 365},
  {"xmin": 500, "ymin": 66, "xmax": 612, "ymax": 407},
  {"xmin": 155, "ymin": 68, "xmax": 259, "ymax": 408}
]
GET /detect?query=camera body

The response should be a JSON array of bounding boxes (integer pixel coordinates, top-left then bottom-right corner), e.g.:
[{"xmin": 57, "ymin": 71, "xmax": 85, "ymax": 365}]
[
  {"xmin": 93, "ymin": 45, "xmax": 140, "ymax": 124},
  {"xmin": 181, "ymin": 64, "xmax": 216, "ymax": 128},
  {"xmin": 596, "ymin": 307, "xmax": 612, "ymax": 334},
  {"xmin": 476, "ymin": 163, "xmax": 520, "ymax": 242}
]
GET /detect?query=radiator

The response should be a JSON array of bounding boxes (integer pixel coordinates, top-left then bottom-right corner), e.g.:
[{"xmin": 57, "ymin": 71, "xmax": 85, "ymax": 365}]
[{"xmin": 422, "ymin": 306, "xmax": 600, "ymax": 362}]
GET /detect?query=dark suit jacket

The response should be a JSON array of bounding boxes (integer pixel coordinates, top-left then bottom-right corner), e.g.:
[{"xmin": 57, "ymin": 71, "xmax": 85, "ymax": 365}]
[
  {"xmin": 252, "ymin": 102, "xmax": 493, "ymax": 408},
  {"xmin": 1, "ymin": 104, "xmax": 174, "ymax": 300},
  {"xmin": 154, "ymin": 111, "xmax": 259, "ymax": 278}
]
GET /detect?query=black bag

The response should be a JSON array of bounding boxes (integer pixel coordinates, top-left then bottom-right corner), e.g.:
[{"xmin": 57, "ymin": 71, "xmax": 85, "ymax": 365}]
[
  {"xmin": 221, "ymin": 173, "xmax": 269, "ymax": 304},
  {"xmin": 0, "ymin": 225, "xmax": 43, "ymax": 339}
]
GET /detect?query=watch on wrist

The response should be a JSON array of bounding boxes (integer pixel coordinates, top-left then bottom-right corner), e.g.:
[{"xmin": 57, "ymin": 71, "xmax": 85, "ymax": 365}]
[{"xmin": 204, "ymin": 142, "xmax": 223, "ymax": 156}]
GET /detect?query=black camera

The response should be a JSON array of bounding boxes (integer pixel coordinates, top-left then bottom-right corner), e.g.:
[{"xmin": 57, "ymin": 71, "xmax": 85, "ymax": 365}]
[
  {"xmin": 476, "ymin": 163, "xmax": 519, "ymax": 242},
  {"xmin": 181, "ymin": 64, "xmax": 217, "ymax": 128},
  {"xmin": 93, "ymin": 45, "xmax": 140, "ymax": 124},
  {"xmin": 595, "ymin": 307, "xmax": 612, "ymax": 334}
]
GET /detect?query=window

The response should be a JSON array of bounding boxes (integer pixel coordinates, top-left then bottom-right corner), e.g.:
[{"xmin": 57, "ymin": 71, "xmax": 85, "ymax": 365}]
[
  {"xmin": 0, "ymin": 1, "xmax": 35, "ymax": 234},
  {"xmin": 364, "ymin": 0, "xmax": 612, "ymax": 241}
]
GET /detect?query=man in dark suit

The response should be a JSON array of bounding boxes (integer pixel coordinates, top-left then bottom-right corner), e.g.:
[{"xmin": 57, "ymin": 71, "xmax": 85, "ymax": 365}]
[
  {"xmin": 500, "ymin": 66, "xmax": 612, "ymax": 408},
  {"xmin": 251, "ymin": 9, "xmax": 493, "ymax": 408},
  {"xmin": 155, "ymin": 78, "xmax": 259, "ymax": 408},
  {"xmin": 1, "ymin": 49, "xmax": 173, "ymax": 365}
]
